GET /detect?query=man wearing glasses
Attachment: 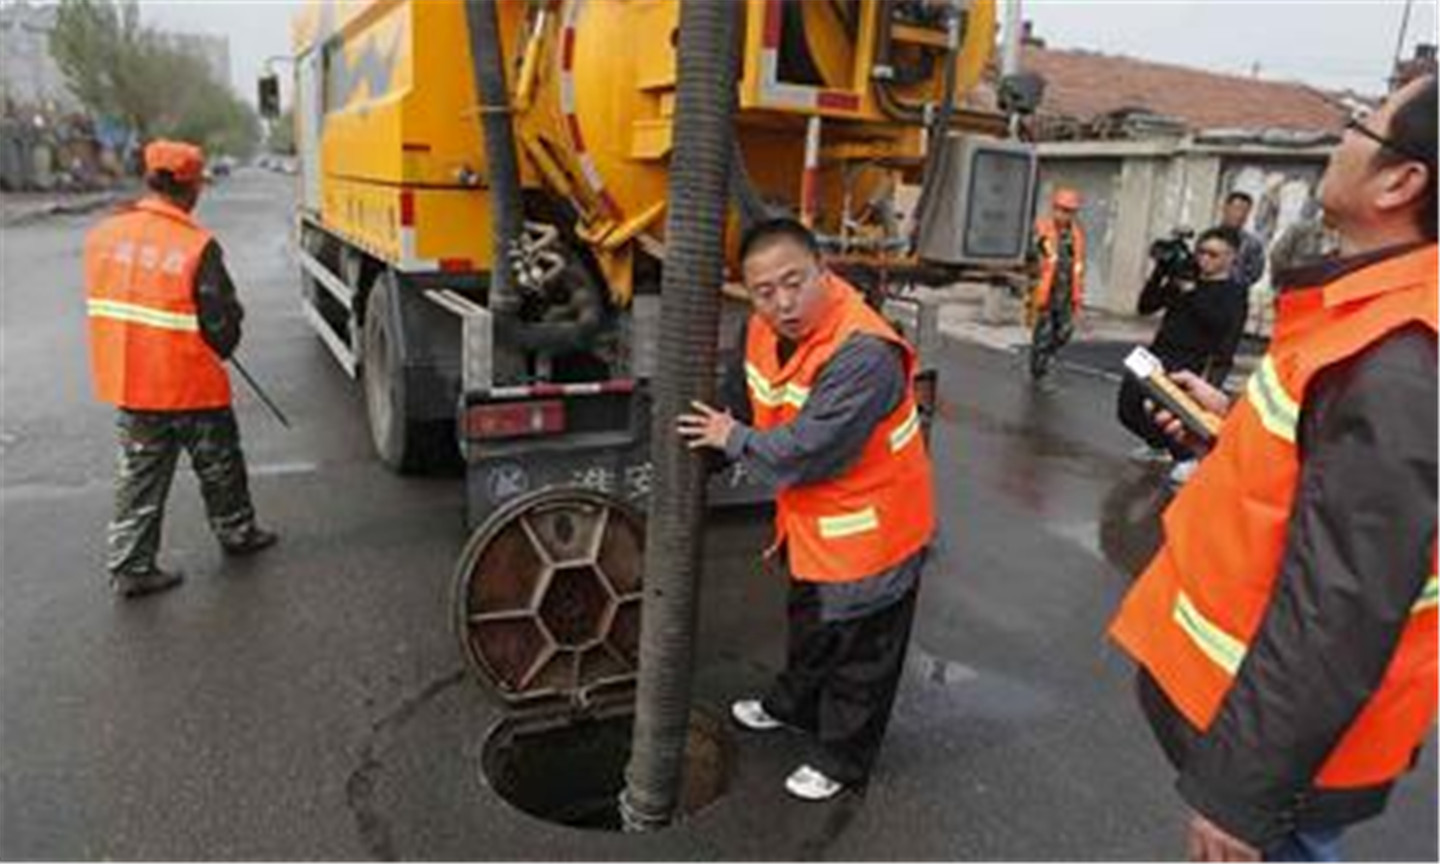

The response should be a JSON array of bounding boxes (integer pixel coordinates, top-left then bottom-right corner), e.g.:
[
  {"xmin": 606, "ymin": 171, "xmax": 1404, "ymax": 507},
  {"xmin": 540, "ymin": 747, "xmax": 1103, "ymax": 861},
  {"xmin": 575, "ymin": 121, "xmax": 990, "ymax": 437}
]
[
  {"xmin": 1111, "ymin": 75, "xmax": 1437, "ymax": 862},
  {"xmin": 1117, "ymin": 227, "xmax": 1247, "ymax": 485}
]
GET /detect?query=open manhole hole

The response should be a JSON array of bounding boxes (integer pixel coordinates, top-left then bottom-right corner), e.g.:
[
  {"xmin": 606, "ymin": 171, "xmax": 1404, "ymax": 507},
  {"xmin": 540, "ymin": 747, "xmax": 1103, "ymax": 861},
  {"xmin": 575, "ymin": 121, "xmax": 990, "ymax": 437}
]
[{"xmin": 480, "ymin": 707, "xmax": 730, "ymax": 832}]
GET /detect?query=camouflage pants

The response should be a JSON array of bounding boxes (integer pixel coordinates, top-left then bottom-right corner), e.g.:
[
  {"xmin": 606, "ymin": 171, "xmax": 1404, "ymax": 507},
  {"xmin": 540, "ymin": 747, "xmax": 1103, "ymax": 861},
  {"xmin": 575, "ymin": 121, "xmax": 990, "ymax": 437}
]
[
  {"xmin": 107, "ymin": 408, "xmax": 257, "ymax": 576},
  {"xmin": 1033, "ymin": 297, "xmax": 1074, "ymax": 352}
]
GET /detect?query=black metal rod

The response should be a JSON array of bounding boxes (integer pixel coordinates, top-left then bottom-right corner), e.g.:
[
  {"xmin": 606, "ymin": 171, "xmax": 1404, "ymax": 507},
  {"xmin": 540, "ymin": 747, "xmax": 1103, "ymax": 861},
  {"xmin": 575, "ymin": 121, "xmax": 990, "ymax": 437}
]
[{"xmin": 230, "ymin": 356, "xmax": 291, "ymax": 428}]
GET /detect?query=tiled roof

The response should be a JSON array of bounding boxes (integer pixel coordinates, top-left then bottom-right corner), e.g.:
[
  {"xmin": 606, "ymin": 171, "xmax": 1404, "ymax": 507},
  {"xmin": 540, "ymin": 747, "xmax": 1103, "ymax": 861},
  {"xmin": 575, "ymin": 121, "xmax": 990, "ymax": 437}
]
[{"xmin": 1019, "ymin": 45, "xmax": 1350, "ymax": 133}]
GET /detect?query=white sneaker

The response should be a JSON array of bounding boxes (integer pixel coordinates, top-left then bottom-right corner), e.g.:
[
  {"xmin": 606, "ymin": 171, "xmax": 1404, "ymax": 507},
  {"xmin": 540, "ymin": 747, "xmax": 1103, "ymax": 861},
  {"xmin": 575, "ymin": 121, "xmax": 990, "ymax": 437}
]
[
  {"xmin": 1129, "ymin": 445, "xmax": 1172, "ymax": 464},
  {"xmin": 1168, "ymin": 459, "xmax": 1199, "ymax": 486},
  {"xmin": 784, "ymin": 764, "xmax": 845, "ymax": 801},
  {"xmin": 730, "ymin": 698, "xmax": 784, "ymax": 731}
]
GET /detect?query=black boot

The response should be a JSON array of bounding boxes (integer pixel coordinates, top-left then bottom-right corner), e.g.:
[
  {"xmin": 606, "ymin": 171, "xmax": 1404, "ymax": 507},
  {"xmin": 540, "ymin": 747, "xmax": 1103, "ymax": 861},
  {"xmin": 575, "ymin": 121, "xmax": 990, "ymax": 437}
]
[
  {"xmin": 110, "ymin": 568, "xmax": 185, "ymax": 598},
  {"xmin": 221, "ymin": 526, "xmax": 278, "ymax": 557}
]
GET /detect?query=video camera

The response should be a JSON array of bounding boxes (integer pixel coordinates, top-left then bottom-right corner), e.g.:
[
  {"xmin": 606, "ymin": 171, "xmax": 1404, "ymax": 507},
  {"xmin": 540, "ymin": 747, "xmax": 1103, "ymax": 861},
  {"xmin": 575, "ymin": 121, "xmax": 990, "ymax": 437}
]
[{"xmin": 1148, "ymin": 228, "xmax": 1198, "ymax": 283}]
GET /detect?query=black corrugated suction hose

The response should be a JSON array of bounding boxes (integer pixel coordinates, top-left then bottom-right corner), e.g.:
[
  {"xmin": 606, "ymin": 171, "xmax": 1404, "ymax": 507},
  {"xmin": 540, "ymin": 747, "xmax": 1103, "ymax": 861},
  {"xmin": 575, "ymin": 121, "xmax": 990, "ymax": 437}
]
[
  {"xmin": 618, "ymin": 0, "xmax": 742, "ymax": 833},
  {"xmin": 465, "ymin": 0, "xmax": 604, "ymax": 353},
  {"xmin": 464, "ymin": 0, "xmax": 524, "ymax": 319}
]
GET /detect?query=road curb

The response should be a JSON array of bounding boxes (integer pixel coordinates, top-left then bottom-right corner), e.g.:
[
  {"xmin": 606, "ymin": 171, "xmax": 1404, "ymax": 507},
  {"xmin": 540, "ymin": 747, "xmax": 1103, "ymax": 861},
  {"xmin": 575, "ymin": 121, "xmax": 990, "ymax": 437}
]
[{"xmin": 2, "ymin": 190, "xmax": 128, "ymax": 228}]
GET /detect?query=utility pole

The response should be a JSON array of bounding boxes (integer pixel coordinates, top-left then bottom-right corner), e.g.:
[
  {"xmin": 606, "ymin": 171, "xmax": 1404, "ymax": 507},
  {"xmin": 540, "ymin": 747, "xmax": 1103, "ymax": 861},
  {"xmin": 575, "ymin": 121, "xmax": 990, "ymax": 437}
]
[
  {"xmin": 1001, "ymin": 0, "xmax": 1023, "ymax": 78},
  {"xmin": 1390, "ymin": 0, "xmax": 1415, "ymax": 90}
]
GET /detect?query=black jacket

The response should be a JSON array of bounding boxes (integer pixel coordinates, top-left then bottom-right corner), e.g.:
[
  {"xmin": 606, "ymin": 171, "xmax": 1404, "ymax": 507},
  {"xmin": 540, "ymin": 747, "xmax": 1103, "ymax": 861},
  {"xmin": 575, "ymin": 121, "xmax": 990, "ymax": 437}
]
[
  {"xmin": 1137, "ymin": 269, "xmax": 1247, "ymax": 385},
  {"xmin": 1140, "ymin": 245, "xmax": 1438, "ymax": 847}
]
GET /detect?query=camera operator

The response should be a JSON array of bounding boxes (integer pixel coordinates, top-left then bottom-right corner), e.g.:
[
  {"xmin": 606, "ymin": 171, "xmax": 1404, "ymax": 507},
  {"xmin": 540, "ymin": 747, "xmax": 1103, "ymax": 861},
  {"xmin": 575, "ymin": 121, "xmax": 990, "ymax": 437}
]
[{"xmin": 1118, "ymin": 226, "xmax": 1247, "ymax": 484}]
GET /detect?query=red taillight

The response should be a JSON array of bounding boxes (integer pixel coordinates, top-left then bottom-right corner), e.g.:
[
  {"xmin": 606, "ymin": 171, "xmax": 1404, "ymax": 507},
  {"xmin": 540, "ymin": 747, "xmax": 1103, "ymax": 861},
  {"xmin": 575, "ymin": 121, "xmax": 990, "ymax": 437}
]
[
  {"xmin": 399, "ymin": 189, "xmax": 415, "ymax": 227},
  {"xmin": 465, "ymin": 400, "xmax": 565, "ymax": 440}
]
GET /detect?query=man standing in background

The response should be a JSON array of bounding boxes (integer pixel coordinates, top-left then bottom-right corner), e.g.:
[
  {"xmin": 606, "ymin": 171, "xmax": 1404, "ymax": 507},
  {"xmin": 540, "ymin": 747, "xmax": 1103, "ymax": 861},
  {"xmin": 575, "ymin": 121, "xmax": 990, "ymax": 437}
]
[
  {"xmin": 1218, "ymin": 191, "xmax": 1267, "ymax": 292},
  {"xmin": 85, "ymin": 139, "xmax": 277, "ymax": 598},
  {"xmin": 1028, "ymin": 188, "xmax": 1086, "ymax": 379},
  {"xmin": 1209, "ymin": 191, "xmax": 1267, "ymax": 386}
]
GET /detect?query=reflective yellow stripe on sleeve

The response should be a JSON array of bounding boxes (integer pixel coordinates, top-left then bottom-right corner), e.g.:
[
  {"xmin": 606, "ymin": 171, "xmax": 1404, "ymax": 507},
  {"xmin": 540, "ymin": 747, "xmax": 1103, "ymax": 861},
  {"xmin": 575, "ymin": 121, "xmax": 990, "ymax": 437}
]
[
  {"xmin": 86, "ymin": 298, "xmax": 199, "ymax": 332},
  {"xmin": 817, "ymin": 506, "xmax": 880, "ymax": 539}
]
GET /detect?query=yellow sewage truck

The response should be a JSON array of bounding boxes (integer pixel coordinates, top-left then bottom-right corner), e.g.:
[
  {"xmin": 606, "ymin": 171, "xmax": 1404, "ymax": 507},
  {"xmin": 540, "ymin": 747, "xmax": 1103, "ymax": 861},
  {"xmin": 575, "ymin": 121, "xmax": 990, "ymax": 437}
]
[{"xmin": 264, "ymin": 0, "xmax": 1038, "ymax": 699}]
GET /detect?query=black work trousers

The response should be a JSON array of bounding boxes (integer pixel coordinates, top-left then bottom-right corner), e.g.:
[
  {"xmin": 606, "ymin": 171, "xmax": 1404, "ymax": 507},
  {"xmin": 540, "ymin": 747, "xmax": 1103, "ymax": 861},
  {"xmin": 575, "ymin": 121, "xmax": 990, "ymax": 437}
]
[{"xmin": 761, "ymin": 579, "xmax": 919, "ymax": 786}]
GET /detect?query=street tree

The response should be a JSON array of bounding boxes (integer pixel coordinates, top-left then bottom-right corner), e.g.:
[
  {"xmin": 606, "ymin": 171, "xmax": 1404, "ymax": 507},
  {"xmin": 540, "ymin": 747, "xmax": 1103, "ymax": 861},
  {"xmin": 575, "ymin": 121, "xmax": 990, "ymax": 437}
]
[
  {"xmin": 50, "ymin": 0, "xmax": 260, "ymax": 159},
  {"xmin": 49, "ymin": 0, "xmax": 162, "ymax": 138}
]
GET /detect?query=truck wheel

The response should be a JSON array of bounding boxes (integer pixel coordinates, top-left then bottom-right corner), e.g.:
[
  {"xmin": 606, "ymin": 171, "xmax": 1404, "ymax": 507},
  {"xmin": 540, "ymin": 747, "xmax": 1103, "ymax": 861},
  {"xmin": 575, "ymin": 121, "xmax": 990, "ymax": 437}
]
[{"xmin": 362, "ymin": 272, "xmax": 425, "ymax": 472}]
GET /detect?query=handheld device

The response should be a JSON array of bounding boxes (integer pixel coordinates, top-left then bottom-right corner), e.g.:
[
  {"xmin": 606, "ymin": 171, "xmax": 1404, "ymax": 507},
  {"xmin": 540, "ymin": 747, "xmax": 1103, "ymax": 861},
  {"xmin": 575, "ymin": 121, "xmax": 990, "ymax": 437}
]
[{"xmin": 1123, "ymin": 346, "xmax": 1221, "ymax": 444}]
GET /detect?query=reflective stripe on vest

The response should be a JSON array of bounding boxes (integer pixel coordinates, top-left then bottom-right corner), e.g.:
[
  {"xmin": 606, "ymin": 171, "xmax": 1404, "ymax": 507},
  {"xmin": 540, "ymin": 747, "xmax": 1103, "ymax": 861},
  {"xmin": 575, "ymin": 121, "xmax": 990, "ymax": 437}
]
[
  {"xmin": 1172, "ymin": 590, "xmax": 1246, "ymax": 676},
  {"xmin": 817, "ymin": 506, "xmax": 880, "ymax": 539},
  {"xmin": 1175, "ymin": 575, "xmax": 1439, "ymax": 680},
  {"xmin": 84, "ymin": 197, "xmax": 230, "ymax": 411},
  {"xmin": 1245, "ymin": 355, "xmax": 1301, "ymax": 444},
  {"xmin": 889, "ymin": 405, "xmax": 921, "ymax": 452},
  {"xmin": 744, "ymin": 274, "xmax": 936, "ymax": 583},
  {"xmin": 1411, "ymin": 574, "xmax": 1438, "ymax": 613},
  {"xmin": 746, "ymin": 367, "xmax": 921, "ymax": 453},
  {"xmin": 746, "ymin": 362, "xmax": 810, "ymax": 409},
  {"xmin": 86, "ymin": 297, "xmax": 200, "ymax": 332},
  {"xmin": 1110, "ymin": 245, "xmax": 1439, "ymax": 790}
]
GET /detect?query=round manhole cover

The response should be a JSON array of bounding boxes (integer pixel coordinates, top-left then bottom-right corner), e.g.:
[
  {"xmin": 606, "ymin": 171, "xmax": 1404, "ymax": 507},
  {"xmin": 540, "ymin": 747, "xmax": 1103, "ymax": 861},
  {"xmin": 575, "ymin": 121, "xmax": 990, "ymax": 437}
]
[{"xmin": 453, "ymin": 489, "xmax": 644, "ymax": 703}]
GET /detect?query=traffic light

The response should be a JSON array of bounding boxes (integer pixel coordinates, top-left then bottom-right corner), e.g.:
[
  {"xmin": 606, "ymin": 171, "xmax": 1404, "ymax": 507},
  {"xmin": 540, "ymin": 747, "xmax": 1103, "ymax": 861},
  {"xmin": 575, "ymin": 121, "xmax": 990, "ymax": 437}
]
[{"xmin": 258, "ymin": 74, "xmax": 281, "ymax": 119}]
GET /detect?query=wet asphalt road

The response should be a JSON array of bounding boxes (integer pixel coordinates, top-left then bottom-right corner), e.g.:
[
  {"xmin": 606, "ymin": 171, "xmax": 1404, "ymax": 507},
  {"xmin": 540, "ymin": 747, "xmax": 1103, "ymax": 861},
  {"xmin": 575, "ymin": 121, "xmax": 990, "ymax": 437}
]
[{"xmin": 1, "ymin": 169, "xmax": 1434, "ymax": 861}]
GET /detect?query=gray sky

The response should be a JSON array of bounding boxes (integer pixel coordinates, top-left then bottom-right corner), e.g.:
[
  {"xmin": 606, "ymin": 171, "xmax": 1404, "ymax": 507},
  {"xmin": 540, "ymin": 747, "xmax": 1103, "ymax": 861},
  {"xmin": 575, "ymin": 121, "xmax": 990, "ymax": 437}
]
[
  {"xmin": 139, "ymin": 0, "xmax": 300, "ymax": 104},
  {"xmin": 135, "ymin": 0, "xmax": 1437, "ymax": 105},
  {"xmin": 1022, "ymin": 0, "xmax": 1438, "ymax": 94}
]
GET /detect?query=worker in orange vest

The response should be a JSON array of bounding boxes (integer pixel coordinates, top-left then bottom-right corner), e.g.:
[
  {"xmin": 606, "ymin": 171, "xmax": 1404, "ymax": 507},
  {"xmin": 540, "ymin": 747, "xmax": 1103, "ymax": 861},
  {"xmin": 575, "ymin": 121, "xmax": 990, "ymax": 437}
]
[
  {"xmin": 85, "ymin": 140, "xmax": 277, "ymax": 599},
  {"xmin": 1029, "ymin": 187, "xmax": 1086, "ymax": 379},
  {"xmin": 677, "ymin": 218, "xmax": 935, "ymax": 801},
  {"xmin": 1109, "ymin": 75, "xmax": 1437, "ymax": 861}
]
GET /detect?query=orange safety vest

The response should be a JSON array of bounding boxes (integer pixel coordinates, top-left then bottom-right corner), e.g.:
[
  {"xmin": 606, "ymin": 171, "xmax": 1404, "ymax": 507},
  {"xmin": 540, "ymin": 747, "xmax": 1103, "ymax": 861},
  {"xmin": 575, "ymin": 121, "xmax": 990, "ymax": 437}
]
[
  {"xmin": 1110, "ymin": 244, "xmax": 1439, "ymax": 790},
  {"xmin": 1033, "ymin": 217, "xmax": 1086, "ymax": 312},
  {"xmin": 745, "ymin": 273, "xmax": 936, "ymax": 583},
  {"xmin": 85, "ymin": 197, "xmax": 231, "ymax": 411}
]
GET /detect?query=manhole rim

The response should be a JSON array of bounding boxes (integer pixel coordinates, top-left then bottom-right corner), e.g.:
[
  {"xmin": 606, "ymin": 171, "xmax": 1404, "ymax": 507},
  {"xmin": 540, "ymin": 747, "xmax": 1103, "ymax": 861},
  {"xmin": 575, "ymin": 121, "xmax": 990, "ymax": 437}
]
[{"xmin": 475, "ymin": 704, "xmax": 733, "ymax": 833}]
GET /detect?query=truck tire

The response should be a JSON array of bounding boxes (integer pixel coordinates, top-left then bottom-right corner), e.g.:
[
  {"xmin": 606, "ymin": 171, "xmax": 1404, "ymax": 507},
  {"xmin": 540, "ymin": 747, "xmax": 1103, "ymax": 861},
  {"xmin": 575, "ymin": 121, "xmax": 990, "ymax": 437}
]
[{"xmin": 362, "ymin": 272, "xmax": 427, "ymax": 472}]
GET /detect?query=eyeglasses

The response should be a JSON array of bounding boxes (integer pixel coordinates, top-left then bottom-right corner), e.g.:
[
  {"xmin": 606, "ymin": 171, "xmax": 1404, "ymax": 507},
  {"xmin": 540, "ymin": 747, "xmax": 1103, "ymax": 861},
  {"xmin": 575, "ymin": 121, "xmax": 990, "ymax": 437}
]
[{"xmin": 1344, "ymin": 113, "xmax": 1427, "ymax": 163}]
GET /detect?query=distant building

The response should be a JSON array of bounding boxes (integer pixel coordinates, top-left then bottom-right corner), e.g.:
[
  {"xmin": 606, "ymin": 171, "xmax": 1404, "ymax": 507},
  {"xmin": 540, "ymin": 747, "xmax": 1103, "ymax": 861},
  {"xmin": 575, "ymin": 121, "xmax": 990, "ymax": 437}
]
[
  {"xmin": 0, "ymin": 0, "xmax": 80, "ymax": 113},
  {"xmin": 159, "ymin": 31, "xmax": 233, "ymax": 90},
  {"xmin": 996, "ymin": 40, "xmax": 1357, "ymax": 333}
]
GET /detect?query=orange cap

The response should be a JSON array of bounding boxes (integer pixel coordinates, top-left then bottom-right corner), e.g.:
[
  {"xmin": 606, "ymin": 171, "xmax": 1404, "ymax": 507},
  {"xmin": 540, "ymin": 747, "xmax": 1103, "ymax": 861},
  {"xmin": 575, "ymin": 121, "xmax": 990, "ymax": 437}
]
[
  {"xmin": 144, "ymin": 140, "xmax": 205, "ymax": 184},
  {"xmin": 1052, "ymin": 187, "xmax": 1082, "ymax": 211}
]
